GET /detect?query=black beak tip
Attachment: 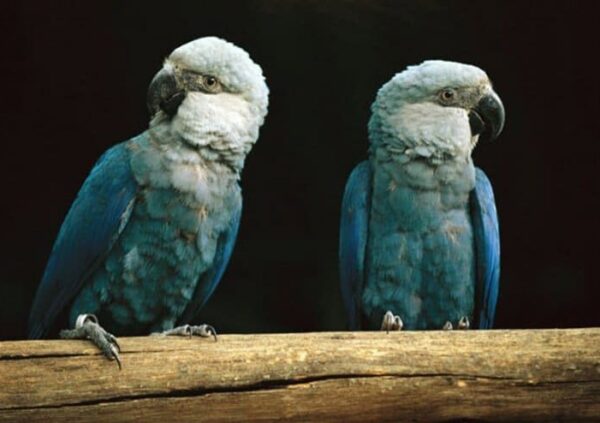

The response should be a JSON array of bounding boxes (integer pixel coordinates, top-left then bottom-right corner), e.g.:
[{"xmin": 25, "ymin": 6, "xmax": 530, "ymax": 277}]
[
  {"xmin": 483, "ymin": 94, "xmax": 505, "ymax": 140},
  {"xmin": 470, "ymin": 93, "xmax": 505, "ymax": 141}
]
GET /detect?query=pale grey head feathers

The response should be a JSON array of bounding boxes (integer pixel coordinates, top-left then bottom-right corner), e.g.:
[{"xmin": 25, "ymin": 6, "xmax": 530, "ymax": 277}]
[
  {"xmin": 147, "ymin": 37, "xmax": 269, "ymax": 123},
  {"xmin": 369, "ymin": 60, "xmax": 504, "ymax": 162},
  {"xmin": 381, "ymin": 60, "xmax": 489, "ymax": 102},
  {"xmin": 145, "ymin": 37, "xmax": 269, "ymax": 172}
]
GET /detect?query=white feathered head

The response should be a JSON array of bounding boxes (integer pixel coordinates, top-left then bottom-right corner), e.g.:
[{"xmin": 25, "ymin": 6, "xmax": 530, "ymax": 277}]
[
  {"xmin": 147, "ymin": 37, "xmax": 269, "ymax": 162},
  {"xmin": 369, "ymin": 60, "xmax": 504, "ymax": 163}
]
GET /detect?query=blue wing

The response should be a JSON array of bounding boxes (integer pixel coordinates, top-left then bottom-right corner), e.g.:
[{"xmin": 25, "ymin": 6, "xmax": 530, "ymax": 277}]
[
  {"xmin": 339, "ymin": 161, "xmax": 372, "ymax": 330},
  {"xmin": 469, "ymin": 168, "xmax": 501, "ymax": 329},
  {"xmin": 28, "ymin": 143, "xmax": 137, "ymax": 338},
  {"xmin": 178, "ymin": 202, "xmax": 241, "ymax": 324}
]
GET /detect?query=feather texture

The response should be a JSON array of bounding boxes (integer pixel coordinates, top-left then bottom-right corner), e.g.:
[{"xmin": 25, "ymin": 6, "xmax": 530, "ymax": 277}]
[
  {"xmin": 340, "ymin": 60, "xmax": 502, "ymax": 330},
  {"xmin": 339, "ymin": 161, "xmax": 372, "ymax": 330},
  {"xmin": 179, "ymin": 204, "xmax": 241, "ymax": 324},
  {"xmin": 470, "ymin": 168, "xmax": 500, "ymax": 329},
  {"xmin": 29, "ymin": 37, "xmax": 268, "ymax": 338},
  {"xmin": 28, "ymin": 144, "xmax": 137, "ymax": 338}
]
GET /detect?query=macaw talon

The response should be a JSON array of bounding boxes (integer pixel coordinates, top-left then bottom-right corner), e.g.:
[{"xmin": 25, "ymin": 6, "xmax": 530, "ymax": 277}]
[
  {"xmin": 156, "ymin": 324, "xmax": 218, "ymax": 341},
  {"xmin": 457, "ymin": 316, "xmax": 470, "ymax": 330},
  {"xmin": 153, "ymin": 324, "xmax": 193, "ymax": 338},
  {"xmin": 442, "ymin": 321, "xmax": 453, "ymax": 330},
  {"xmin": 190, "ymin": 324, "xmax": 217, "ymax": 341},
  {"xmin": 380, "ymin": 310, "xmax": 403, "ymax": 333},
  {"xmin": 59, "ymin": 313, "xmax": 122, "ymax": 370}
]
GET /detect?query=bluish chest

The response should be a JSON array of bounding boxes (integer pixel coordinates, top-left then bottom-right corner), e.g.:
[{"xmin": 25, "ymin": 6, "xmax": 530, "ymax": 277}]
[
  {"xmin": 69, "ymin": 140, "xmax": 239, "ymax": 334},
  {"xmin": 362, "ymin": 158, "xmax": 476, "ymax": 329}
]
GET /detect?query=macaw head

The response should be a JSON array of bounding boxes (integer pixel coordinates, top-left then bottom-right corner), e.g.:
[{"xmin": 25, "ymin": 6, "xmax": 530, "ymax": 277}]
[
  {"xmin": 369, "ymin": 60, "xmax": 504, "ymax": 163},
  {"xmin": 147, "ymin": 37, "xmax": 269, "ymax": 157}
]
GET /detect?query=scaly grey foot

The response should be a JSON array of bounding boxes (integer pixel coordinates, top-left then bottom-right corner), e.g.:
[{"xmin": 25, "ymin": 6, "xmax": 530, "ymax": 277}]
[
  {"xmin": 457, "ymin": 316, "xmax": 470, "ymax": 330},
  {"xmin": 442, "ymin": 321, "xmax": 453, "ymax": 330},
  {"xmin": 59, "ymin": 314, "xmax": 121, "ymax": 369},
  {"xmin": 381, "ymin": 311, "xmax": 403, "ymax": 333},
  {"xmin": 153, "ymin": 324, "xmax": 217, "ymax": 341}
]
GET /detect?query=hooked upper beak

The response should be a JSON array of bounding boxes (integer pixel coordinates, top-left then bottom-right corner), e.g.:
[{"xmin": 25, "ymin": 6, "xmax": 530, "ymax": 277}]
[
  {"xmin": 468, "ymin": 90, "xmax": 505, "ymax": 141},
  {"xmin": 146, "ymin": 67, "xmax": 186, "ymax": 118}
]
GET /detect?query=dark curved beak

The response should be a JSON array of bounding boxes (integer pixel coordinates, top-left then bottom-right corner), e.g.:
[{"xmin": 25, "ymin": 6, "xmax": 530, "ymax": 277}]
[
  {"xmin": 468, "ymin": 90, "xmax": 505, "ymax": 141},
  {"xmin": 146, "ymin": 67, "xmax": 186, "ymax": 118}
]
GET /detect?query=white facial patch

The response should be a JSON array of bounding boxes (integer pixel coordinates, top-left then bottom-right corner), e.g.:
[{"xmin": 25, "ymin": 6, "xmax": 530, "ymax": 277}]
[
  {"xmin": 386, "ymin": 102, "xmax": 473, "ymax": 159},
  {"xmin": 157, "ymin": 37, "xmax": 269, "ymax": 173},
  {"xmin": 172, "ymin": 91, "xmax": 258, "ymax": 151},
  {"xmin": 369, "ymin": 60, "xmax": 489, "ymax": 162}
]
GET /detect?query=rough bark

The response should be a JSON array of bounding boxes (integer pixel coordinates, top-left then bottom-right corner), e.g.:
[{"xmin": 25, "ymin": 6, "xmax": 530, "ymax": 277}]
[{"xmin": 0, "ymin": 329, "xmax": 598, "ymax": 422}]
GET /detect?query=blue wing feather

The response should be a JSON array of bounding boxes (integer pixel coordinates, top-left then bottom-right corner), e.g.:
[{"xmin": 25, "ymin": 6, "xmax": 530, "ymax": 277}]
[
  {"xmin": 28, "ymin": 143, "xmax": 137, "ymax": 338},
  {"xmin": 339, "ymin": 161, "xmax": 372, "ymax": 330},
  {"xmin": 469, "ymin": 168, "xmax": 501, "ymax": 329},
  {"xmin": 178, "ymin": 202, "xmax": 242, "ymax": 324}
]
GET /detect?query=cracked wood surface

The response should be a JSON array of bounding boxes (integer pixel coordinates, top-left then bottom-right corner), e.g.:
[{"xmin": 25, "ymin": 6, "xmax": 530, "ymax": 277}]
[{"xmin": 0, "ymin": 329, "xmax": 599, "ymax": 422}]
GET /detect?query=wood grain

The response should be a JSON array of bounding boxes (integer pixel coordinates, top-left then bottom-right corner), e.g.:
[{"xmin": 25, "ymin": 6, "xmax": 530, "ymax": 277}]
[{"xmin": 1, "ymin": 329, "xmax": 599, "ymax": 422}]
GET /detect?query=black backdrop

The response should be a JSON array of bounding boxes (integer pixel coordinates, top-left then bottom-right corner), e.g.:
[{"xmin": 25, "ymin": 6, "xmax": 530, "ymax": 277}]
[{"xmin": 1, "ymin": 1, "xmax": 598, "ymax": 340}]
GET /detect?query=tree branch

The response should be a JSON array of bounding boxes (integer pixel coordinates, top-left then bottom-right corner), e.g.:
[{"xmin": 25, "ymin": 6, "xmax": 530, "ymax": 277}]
[{"xmin": 1, "ymin": 329, "xmax": 598, "ymax": 422}]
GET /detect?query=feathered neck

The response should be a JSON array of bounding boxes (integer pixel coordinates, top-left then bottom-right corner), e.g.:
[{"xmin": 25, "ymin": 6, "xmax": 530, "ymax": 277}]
[
  {"xmin": 368, "ymin": 103, "xmax": 476, "ymax": 166},
  {"xmin": 148, "ymin": 93, "xmax": 262, "ymax": 174}
]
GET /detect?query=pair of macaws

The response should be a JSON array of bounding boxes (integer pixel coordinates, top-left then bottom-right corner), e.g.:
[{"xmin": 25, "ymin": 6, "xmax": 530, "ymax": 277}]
[{"xmin": 29, "ymin": 37, "xmax": 503, "ymax": 366}]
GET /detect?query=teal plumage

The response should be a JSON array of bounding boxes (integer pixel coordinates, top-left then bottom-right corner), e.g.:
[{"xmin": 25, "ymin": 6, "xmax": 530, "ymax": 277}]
[
  {"xmin": 29, "ymin": 37, "xmax": 268, "ymax": 339},
  {"xmin": 30, "ymin": 129, "xmax": 243, "ymax": 337},
  {"xmin": 340, "ymin": 61, "xmax": 503, "ymax": 330}
]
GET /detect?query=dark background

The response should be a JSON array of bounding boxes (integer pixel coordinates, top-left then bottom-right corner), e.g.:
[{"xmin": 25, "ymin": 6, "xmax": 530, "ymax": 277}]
[{"xmin": 1, "ymin": 1, "xmax": 598, "ymax": 340}]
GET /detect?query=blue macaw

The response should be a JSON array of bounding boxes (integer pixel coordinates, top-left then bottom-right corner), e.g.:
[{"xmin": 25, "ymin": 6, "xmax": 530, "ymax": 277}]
[
  {"xmin": 340, "ymin": 61, "xmax": 503, "ymax": 331},
  {"xmin": 28, "ymin": 37, "xmax": 269, "ymax": 365}
]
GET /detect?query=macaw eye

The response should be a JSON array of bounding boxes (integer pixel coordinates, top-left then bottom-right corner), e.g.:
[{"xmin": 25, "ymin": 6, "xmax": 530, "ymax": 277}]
[
  {"xmin": 204, "ymin": 76, "xmax": 216, "ymax": 86},
  {"xmin": 439, "ymin": 88, "xmax": 456, "ymax": 104},
  {"xmin": 202, "ymin": 75, "xmax": 222, "ymax": 93}
]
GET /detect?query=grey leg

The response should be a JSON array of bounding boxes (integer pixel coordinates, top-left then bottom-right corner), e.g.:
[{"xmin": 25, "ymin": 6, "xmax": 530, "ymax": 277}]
[
  {"xmin": 443, "ymin": 317, "xmax": 470, "ymax": 330},
  {"xmin": 60, "ymin": 314, "xmax": 121, "ymax": 369},
  {"xmin": 153, "ymin": 324, "xmax": 217, "ymax": 341},
  {"xmin": 457, "ymin": 316, "xmax": 470, "ymax": 329},
  {"xmin": 381, "ymin": 310, "xmax": 403, "ymax": 333}
]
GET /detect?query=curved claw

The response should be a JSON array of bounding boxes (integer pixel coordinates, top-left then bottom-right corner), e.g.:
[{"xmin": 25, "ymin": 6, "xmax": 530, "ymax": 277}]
[
  {"xmin": 60, "ymin": 314, "xmax": 122, "ymax": 370},
  {"xmin": 191, "ymin": 324, "xmax": 218, "ymax": 341},
  {"xmin": 106, "ymin": 333, "xmax": 121, "ymax": 353},
  {"xmin": 381, "ymin": 310, "xmax": 403, "ymax": 333},
  {"xmin": 108, "ymin": 344, "xmax": 122, "ymax": 370},
  {"xmin": 206, "ymin": 325, "xmax": 218, "ymax": 342}
]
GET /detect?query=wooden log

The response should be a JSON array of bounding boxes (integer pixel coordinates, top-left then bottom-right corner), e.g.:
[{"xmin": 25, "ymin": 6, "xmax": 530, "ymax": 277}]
[{"xmin": 0, "ymin": 329, "xmax": 598, "ymax": 422}]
